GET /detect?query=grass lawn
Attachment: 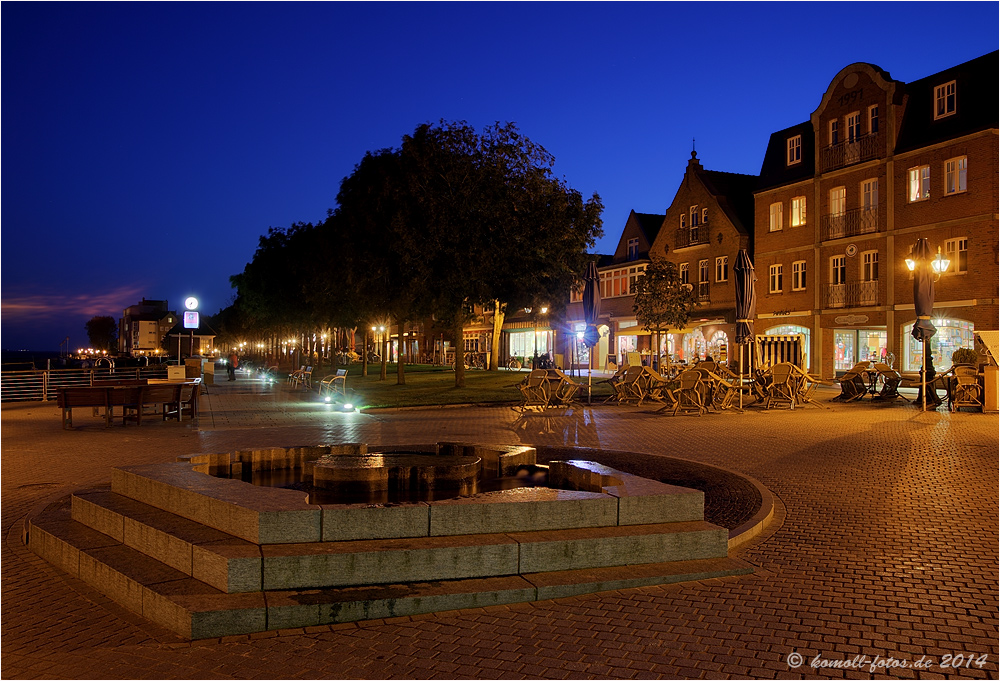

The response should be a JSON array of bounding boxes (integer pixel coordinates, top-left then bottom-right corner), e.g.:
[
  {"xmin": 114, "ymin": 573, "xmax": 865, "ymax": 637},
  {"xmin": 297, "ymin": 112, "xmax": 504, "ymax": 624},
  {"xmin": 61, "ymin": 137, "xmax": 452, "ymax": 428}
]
[{"xmin": 311, "ymin": 363, "xmax": 612, "ymax": 409}]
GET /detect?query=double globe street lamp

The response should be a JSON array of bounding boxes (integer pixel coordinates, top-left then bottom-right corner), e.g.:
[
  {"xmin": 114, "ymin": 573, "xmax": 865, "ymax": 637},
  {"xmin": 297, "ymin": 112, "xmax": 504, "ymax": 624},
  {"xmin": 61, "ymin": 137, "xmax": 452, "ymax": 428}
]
[{"xmin": 905, "ymin": 240, "xmax": 950, "ymax": 412}]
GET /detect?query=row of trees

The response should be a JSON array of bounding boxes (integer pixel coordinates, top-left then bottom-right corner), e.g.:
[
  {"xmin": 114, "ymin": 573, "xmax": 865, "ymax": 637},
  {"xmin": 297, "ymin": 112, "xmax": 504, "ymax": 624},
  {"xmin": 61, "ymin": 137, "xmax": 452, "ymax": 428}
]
[{"xmin": 219, "ymin": 121, "xmax": 604, "ymax": 387}]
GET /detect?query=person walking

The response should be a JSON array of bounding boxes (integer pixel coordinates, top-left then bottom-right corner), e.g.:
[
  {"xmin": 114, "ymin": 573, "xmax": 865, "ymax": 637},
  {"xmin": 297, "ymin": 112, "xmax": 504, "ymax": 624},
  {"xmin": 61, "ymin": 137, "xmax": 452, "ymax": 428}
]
[{"xmin": 228, "ymin": 351, "xmax": 238, "ymax": 381}]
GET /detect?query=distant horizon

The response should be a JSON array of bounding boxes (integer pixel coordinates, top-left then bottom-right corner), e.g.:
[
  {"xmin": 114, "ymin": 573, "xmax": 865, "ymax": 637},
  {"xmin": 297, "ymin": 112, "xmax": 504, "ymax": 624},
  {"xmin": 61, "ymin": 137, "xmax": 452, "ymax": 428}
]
[{"xmin": 3, "ymin": 2, "xmax": 997, "ymax": 350}]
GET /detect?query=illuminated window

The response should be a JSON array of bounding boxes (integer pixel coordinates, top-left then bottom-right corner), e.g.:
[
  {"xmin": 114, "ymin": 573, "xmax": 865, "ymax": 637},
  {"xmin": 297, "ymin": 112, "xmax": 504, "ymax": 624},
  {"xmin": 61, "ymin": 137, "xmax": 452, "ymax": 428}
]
[
  {"xmin": 944, "ymin": 157, "xmax": 967, "ymax": 195},
  {"xmin": 862, "ymin": 179, "xmax": 878, "ymax": 211},
  {"xmin": 791, "ymin": 196, "xmax": 806, "ymax": 227},
  {"xmin": 908, "ymin": 166, "xmax": 930, "ymax": 201},
  {"xmin": 862, "ymin": 250, "xmax": 879, "ymax": 281},
  {"xmin": 829, "ymin": 186, "xmax": 846, "ymax": 216},
  {"xmin": 680, "ymin": 263, "xmax": 690, "ymax": 285},
  {"xmin": 934, "ymin": 81, "xmax": 956, "ymax": 119},
  {"xmin": 769, "ymin": 202, "xmax": 783, "ymax": 231},
  {"xmin": 830, "ymin": 255, "xmax": 846, "ymax": 285},
  {"xmin": 944, "ymin": 237, "xmax": 967, "ymax": 273},
  {"xmin": 787, "ymin": 135, "xmax": 802, "ymax": 165}
]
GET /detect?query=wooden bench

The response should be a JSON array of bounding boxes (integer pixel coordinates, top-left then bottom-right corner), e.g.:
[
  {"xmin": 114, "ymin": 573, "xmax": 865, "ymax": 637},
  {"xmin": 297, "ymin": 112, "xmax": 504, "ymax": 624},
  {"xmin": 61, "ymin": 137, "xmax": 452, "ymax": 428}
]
[{"xmin": 57, "ymin": 387, "xmax": 111, "ymax": 429}]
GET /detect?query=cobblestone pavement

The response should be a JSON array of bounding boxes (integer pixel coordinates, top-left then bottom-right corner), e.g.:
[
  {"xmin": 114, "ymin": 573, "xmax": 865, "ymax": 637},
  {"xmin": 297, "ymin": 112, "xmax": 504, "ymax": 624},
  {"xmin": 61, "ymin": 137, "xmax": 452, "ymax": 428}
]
[{"xmin": 3, "ymin": 374, "xmax": 997, "ymax": 679}]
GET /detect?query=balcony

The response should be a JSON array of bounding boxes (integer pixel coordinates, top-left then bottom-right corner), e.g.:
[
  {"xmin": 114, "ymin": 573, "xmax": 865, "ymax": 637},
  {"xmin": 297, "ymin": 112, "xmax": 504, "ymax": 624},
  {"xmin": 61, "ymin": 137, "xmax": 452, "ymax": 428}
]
[
  {"xmin": 824, "ymin": 206, "xmax": 881, "ymax": 241},
  {"xmin": 676, "ymin": 226, "xmax": 710, "ymax": 248},
  {"xmin": 826, "ymin": 280, "xmax": 879, "ymax": 309},
  {"xmin": 819, "ymin": 133, "xmax": 882, "ymax": 173}
]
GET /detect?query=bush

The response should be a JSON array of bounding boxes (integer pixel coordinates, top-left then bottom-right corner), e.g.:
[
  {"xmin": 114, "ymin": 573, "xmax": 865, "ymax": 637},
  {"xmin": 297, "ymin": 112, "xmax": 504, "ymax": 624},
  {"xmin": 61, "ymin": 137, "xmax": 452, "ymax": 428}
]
[{"xmin": 951, "ymin": 348, "xmax": 979, "ymax": 366}]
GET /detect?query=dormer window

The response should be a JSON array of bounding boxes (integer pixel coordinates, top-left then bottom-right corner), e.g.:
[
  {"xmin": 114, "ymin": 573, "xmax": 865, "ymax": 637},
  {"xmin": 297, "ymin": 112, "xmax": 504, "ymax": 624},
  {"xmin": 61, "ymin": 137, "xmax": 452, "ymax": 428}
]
[
  {"xmin": 934, "ymin": 81, "xmax": 956, "ymax": 119},
  {"xmin": 626, "ymin": 238, "xmax": 639, "ymax": 260},
  {"xmin": 787, "ymin": 135, "xmax": 802, "ymax": 165}
]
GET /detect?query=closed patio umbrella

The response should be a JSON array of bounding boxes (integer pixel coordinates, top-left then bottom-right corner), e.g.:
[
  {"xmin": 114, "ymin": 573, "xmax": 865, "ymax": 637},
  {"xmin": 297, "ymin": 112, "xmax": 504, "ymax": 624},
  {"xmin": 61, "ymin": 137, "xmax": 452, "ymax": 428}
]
[
  {"xmin": 733, "ymin": 249, "xmax": 756, "ymax": 409},
  {"xmin": 582, "ymin": 260, "xmax": 601, "ymax": 404},
  {"xmin": 910, "ymin": 238, "xmax": 938, "ymax": 410}
]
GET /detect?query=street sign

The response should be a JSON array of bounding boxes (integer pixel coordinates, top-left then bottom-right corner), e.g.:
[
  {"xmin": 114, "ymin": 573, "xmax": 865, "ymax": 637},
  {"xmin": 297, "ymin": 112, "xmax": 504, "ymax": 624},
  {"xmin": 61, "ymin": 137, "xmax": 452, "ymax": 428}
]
[{"xmin": 183, "ymin": 311, "xmax": 199, "ymax": 329}]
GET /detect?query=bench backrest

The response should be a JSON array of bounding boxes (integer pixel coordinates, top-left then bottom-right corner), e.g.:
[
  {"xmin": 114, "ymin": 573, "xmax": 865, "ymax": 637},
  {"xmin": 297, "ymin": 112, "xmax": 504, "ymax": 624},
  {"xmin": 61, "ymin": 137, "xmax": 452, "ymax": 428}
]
[
  {"xmin": 108, "ymin": 386, "xmax": 142, "ymax": 407},
  {"xmin": 57, "ymin": 387, "xmax": 109, "ymax": 409},
  {"xmin": 142, "ymin": 384, "xmax": 180, "ymax": 404}
]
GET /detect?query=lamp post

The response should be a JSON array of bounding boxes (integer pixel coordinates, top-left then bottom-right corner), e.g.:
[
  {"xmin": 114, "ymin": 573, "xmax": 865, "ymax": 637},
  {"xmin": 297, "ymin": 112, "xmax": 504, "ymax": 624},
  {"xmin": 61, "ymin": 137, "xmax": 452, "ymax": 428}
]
[{"xmin": 905, "ymin": 241, "xmax": 950, "ymax": 411}]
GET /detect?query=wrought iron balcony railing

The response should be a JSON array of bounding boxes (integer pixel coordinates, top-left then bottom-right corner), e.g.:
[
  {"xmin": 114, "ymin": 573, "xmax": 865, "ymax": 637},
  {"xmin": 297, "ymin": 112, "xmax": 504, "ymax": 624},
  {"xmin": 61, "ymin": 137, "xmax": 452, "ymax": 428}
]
[
  {"xmin": 820, "ymin": 133, "xmax": 883, "ymax": 173},
  {"xmin": 676, "ymin": 226, "xmax": 710, "ymax": 248},
  {"xmin": 826, "ymin": 280, "xmax": 880, "ymax": 309},
  {"xmin": 824, "ymin": 206, "xmax": 881, "ymax": 240},
  {"xmin": 697, "ymin": 281, "xmax": 710, "ymax": 303}
]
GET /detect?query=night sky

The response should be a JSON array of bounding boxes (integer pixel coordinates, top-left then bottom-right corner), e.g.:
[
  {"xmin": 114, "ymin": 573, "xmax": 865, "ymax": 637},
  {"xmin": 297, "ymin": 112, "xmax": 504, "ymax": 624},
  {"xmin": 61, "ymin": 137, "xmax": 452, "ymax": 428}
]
[{"xmin": 3, "ymin": 2, "xmax": 997, "ymax": 351}]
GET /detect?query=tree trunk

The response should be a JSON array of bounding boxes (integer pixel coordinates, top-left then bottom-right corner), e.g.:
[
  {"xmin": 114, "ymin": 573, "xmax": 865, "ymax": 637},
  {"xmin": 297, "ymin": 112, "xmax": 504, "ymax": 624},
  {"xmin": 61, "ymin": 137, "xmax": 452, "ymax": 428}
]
[
  {"xmin": 380, "ymin": 329, "xmax": 388, "ymax": 381},
  {"xmin": 361, "ymin": 328, "xmax": 368, "ymax": 377},
  {"xmin": 489, "ymin": 301, "xmax": 505, "ymax": 371},
  {"xmin": 453, "ymin": 319, "xmax": 466, "ymax": 388},
  {"xmin": 396, "ymin": 321, "xmax": 406, "ymax": 385}
]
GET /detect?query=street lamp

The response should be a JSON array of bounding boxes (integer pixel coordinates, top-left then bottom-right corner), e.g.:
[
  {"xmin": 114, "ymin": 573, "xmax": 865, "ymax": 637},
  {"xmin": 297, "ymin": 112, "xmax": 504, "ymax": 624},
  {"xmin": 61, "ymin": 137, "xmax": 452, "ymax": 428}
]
[{"xmin": 905, "ymin": 241, "xmax": 950, "ymax": 411}]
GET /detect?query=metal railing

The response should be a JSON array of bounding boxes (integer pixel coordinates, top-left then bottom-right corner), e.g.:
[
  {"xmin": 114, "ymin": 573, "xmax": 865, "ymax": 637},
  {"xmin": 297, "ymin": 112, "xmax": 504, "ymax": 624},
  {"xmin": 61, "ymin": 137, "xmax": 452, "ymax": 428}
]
[
  {"xmin": 697, "ymin": 281, "xmax": 711, "ymax": 302},
  {"xmin": 820, "ymin": 133, "xmax": 882, "ymax": 172},
  {"xmin": 824, "ymin": 206, "xmax": 881, "ymax": 240},
  {"xmin": 826, "ymin": 280, "xmax": 880, "ymax": 309},
  {"xmin": 1, "ymin": 367, "xmax": 170, "ymax": 402},
  {"xmin": 676, "ymin": 226, "xmax": 710, "ymax": 248}
]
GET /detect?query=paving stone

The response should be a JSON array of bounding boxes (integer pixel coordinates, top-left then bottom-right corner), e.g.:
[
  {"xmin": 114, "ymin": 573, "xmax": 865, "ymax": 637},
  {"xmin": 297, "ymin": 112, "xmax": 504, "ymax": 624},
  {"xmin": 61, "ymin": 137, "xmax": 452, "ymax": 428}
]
[{"xmin": 2, "ymin": 377, "xmax": 996, "ymax": 679}]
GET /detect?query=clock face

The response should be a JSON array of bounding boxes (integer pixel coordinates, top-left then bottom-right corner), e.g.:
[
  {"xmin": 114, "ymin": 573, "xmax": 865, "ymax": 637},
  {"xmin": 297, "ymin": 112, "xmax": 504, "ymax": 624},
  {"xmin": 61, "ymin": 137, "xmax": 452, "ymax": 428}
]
[{"xmin": 184, "ymin": 297, "xmax": 199, "ymax": 310}]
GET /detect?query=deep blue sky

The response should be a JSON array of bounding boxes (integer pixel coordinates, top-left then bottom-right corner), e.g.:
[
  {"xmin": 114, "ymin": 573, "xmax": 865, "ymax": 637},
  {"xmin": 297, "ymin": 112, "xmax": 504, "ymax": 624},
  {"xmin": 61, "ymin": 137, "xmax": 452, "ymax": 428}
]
[{"xmin": 3, "ymin": 2, "xmax": 997, "ymax": 351}]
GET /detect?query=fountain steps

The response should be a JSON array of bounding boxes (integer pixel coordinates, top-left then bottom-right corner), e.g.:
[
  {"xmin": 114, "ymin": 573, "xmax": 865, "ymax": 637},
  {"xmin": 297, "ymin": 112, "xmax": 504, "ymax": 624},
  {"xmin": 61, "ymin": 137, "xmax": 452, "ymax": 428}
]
[{"xmin": 27, "ymin": 492, "xmax": 751, "ymax": 640}]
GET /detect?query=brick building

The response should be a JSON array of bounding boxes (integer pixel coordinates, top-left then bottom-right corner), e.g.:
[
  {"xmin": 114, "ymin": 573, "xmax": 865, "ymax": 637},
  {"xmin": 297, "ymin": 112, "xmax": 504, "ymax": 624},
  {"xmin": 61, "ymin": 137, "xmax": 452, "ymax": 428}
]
[
  {"xmin": 754, "ymin": 51, "xmax": 998, "ymax": 376},
  {"xmin": 648, "ymin": 151, "xmax": 757, "ymax": 366}
]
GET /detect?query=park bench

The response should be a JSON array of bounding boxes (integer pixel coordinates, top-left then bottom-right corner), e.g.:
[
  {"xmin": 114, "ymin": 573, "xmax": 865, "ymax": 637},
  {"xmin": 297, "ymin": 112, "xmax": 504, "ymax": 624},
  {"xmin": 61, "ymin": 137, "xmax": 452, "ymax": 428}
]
[
  {"xmin": 57, "ymin": 381, "xmax": 201, "ymax": 429},
  {"xmin": 319, "ymin": 369, "xmax": 347, "ymax": 399},
  {"xmin": 57, "ymin": 387, "xmax": 111, "ymax": 429}
]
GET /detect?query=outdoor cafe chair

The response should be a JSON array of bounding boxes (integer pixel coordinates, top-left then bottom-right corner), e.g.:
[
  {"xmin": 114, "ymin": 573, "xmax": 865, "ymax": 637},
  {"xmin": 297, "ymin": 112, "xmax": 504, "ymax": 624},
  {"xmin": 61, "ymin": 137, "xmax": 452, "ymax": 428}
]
[
  {"xmin": 598, "ymin": 365, "xmax": 629, "ymax": 403},
  {"xmin": 618, "ymin": 365, "xmax": 650, "ymax": 405},
  {"xmin": 763, "ymin": 363, "xmax": 798, "ymax": 410},
  {"xmin": 702, "ymin": 371, "xmax": 742, "ymax": 412},
  {"xmin": 834, "ymin": 364, "xmax": 869, "ymax": 402},
  {"xmin": 871, "ymin": 364, "xmax": 908, "ymax": 403},
  {"xmin": 517, "ymin": 369, "xmax": 551, "ymax": 412},
  {"xmin": 548, "ymin": 369, "xmax": 583, "ymax": 407},
  {"xmin": 668, "ymin": 369, "xmax": 707, "ymax": 416},
  {"xmin": 949, "ymin": 365, "xmax": 982, "ymax": 412}
]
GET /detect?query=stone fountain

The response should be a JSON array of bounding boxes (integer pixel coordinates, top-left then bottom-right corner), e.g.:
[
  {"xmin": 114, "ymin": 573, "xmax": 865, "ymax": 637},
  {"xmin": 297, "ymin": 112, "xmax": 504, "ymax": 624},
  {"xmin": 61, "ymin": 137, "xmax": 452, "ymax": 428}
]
[{"xmin": 26, "ymin": 442, "xmax": 752, "ymax": 639}]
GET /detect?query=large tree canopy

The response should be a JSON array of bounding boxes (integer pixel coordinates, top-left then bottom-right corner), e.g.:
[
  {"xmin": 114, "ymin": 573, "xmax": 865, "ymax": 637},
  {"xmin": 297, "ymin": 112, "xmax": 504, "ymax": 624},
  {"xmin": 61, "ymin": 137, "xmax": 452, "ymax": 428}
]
[
  {"xmin": 85, "ymin": 315, "xmax": 117, "ymax": 352},
  {"xmin": 227, "ymin": 120, "xmax": 603, "ymax": 387},
  {"xmin": 632, "ymin": 256, "xmax": 697, "ymax": 363}
]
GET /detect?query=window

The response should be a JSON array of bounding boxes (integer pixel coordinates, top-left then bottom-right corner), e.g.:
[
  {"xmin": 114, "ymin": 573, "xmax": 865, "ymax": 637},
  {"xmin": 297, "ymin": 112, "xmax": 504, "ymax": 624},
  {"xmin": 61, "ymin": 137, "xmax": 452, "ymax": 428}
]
[
  {"xmin": 769, "ymin": 264, "xmax": 783, "ymax": 293},
  {"xmin": 701, "ymin": 207, "xmax": 709, "ymax": 224},
  {"xmin": 934, "ymin": 81, "xmax": 956, "ymax": 119},
  {"xmin": 829, "ymin": 186, "xmax": 846, "ymax": 216},
  {"xmin": 680, "ymin": 263, "xmax": 689, "ymax": 285},
  {"xmin": 908, "ymin": 165, "xmax": 930, "ymax": 201},
  {"xmin": 769, "ymin": 202, "xmax": 783, "ymax": 231},
  {"xmin": 868, "ymin": 104, "xmax": 879, "ymax": 134},
  {"xmin": 690, "ymin": 206, "xmax": 699, "ymax": 226},
  {"xmin": 787, "ymin": 135, "xmax": 802, "ymax": 165},
  {"xmin": 944, "ymin": 157, "xmax": 967, "ymax": 195},
  {"xmin": 830, "ymin": 255, "xmax": 846, "ymax": 285},
  {"xmin": 829, "ymin": 119, "xmax": 839, "ymax": 146},
  {"xmin": 791, "ymin": 196, "xmax": 807, "ymax": 227},
  {"xmin": 679, "ymin": 213, "xmax": 686, "ymax": 229},
  {"xmin": 626, "ymin": 237, "xmax": 639, "ymax": 260},
  {"xmin": 847, "ymin": 111, "xmax": 861, "ymax": 142},
  {"xmin": 715, "ymin": 255, "xmax": 728, "ymax": 283},
  {"xmin": 699, "ymin": 259, "xmax": 709, "ymax": 282},
  {"xmin": 792, "ymin": 261, "xmax": 807, "ymax": 291},
  {"xmin": 944, "ymin": 237, "xmax": 967, "ymax": 273},
  {"xmin": 862, "ymin": 250, "xmax": 879, "ymax": 281},
  {"xmin": 861, "ymin": 179, "xmax": 878, "ymax": 210}
]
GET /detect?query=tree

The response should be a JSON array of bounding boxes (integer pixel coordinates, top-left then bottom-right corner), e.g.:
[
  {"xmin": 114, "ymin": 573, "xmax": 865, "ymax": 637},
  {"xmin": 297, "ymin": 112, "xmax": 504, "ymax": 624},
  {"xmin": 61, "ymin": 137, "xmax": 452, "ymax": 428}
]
[
  {"xmin": 85, "ymin": 315, "xmax": 118, "ymax": 352},
  {"xmin": 632, "ymin": 257, "xmax": 697, "ymax": 363},
  {"xmin": 395, "ymin": 121, "xmax": 603, "ymax": 384}
]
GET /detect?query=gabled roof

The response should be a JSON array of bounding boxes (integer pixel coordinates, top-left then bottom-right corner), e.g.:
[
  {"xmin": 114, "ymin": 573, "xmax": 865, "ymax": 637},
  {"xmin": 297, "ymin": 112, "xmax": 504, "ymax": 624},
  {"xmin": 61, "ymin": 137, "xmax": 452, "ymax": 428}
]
[
  {"xmin": 756, "ymin": 121, "xmax": 815, "ymax": 192},
  {"xmin": 895, "ymin": 50, "xmax": 999, "ymax": 153},
  {"xmin": 699, "ymin": 169, "xmax": 758, "ymax": 236},
  {"xmin": 631, "ymin": 212, "xmax": 665, "ymax": 246}
]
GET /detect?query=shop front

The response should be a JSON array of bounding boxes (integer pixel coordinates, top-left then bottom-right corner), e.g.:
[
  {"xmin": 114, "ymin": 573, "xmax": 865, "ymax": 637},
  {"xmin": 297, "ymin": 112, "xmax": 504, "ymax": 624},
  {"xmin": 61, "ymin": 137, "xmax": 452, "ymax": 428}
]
[{"xmin": 900, "ymin": 317, "xmax": 976, "ymax": 371}]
